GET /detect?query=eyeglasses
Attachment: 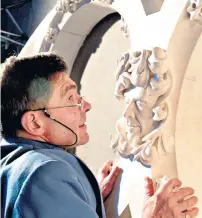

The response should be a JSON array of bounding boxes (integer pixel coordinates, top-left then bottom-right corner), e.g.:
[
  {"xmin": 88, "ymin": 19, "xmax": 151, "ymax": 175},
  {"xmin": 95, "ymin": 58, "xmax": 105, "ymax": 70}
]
[{"xmin": 31, "ymin": 96, "xmax": 85, "ymax": 112}]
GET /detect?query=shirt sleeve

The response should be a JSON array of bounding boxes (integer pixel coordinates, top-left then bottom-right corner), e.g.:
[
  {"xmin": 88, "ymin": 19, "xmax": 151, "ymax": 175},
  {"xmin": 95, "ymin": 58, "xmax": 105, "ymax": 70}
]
[{"xmin": 12, "ymin": 160, "xmax": 99, "ymax": 218}]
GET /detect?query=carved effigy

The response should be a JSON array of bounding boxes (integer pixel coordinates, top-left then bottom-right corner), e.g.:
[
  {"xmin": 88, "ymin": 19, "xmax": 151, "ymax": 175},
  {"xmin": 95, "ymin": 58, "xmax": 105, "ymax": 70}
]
[
  {"xmin": 111, "ymin": 47, "xmax": 172, "ymax": 165},
  {"xmin": 45, "ymin": 27, "xmax": 60, "ymax": 44},
  {"xmin": 187, "ymin": 0, "xmax": 202, "ymax": 23},
  {"xmin": 44, "ymin": 0, "xmax": 82, "ymax": 49}
]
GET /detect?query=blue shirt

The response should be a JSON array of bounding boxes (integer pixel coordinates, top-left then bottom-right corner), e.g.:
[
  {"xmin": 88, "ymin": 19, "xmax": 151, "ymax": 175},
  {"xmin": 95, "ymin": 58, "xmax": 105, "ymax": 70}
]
[{"xmin": 0, "ymin": 137, "xmax": 106, "ymax": 218}]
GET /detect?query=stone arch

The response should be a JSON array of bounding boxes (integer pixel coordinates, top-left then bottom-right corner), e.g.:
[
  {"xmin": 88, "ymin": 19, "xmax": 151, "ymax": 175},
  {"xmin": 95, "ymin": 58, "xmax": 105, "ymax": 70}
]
[{"xmin": 20, "ymin": 1, "xmax": 129, "ymax": 75}]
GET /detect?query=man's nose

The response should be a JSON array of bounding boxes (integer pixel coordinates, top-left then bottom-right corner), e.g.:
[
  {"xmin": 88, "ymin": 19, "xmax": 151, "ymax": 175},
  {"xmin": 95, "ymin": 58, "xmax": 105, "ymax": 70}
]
[
  {"xmin": 123, "ymin": 101, "xmax": 135, "ymax": 119},
  {"xmin": 83, "ymin": 99, "xmax": 91, "ymax": 113}
]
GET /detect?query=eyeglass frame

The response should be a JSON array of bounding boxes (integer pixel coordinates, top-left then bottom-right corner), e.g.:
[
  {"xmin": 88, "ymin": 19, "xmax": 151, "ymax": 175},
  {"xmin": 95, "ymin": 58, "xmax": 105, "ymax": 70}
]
[{"xmin": 30, "ymin": 96, "xmax": 85, "ymax": 112}]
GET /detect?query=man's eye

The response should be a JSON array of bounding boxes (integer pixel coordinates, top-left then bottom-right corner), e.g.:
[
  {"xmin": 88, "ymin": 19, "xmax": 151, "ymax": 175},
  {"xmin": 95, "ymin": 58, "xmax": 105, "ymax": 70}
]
[
  {"xmin": 68, "ymin": 95, "xmax": 73, "ymax": 101},
  {"xmin": 78, "ymin": 97, "xmax": 82, "ymax": 104}
]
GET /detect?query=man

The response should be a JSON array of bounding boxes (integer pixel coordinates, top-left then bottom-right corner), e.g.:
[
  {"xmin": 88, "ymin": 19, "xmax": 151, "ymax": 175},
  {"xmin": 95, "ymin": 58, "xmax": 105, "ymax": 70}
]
[{"xmin": 0, "ymin": 53, "xmax": 199, "ymax": 218}]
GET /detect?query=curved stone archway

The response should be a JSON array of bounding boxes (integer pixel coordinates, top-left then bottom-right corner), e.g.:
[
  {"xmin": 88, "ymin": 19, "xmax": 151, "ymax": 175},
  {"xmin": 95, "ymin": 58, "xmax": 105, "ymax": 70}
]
[{"xmin": 20, "ymin": 1, "xmax": 118, "ymax": 73}]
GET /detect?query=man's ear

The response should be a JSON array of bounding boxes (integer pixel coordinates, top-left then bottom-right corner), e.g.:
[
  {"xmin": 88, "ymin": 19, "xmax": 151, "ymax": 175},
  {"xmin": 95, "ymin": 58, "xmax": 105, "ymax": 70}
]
[{"xmin": 21, "ymin": 112, "xmax": 44, "ymax": 136}]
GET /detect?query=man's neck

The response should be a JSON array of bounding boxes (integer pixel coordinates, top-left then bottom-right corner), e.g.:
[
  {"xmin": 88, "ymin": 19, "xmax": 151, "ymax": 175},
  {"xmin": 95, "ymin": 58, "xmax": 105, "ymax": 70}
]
[{"xmin": 17, "ymin": 130, "xmax": 47, "ymax": 143}]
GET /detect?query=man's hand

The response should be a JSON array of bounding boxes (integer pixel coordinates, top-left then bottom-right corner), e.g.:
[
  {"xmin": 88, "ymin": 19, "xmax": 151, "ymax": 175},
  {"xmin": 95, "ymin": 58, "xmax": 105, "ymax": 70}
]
[
  {"xmin": 143, "ymin": 177, "xmax": 199, "ymax": 218},
  {"xmin": 97, "ymin": 161, "xmax": 121, "ymax": 200}
]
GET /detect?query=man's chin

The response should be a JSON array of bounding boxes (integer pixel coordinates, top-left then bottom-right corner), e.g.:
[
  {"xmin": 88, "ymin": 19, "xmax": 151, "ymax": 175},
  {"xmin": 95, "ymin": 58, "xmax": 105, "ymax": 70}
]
[{"xmin": 78, "ymin": 133, "xmax": 89, "ymax": 145}]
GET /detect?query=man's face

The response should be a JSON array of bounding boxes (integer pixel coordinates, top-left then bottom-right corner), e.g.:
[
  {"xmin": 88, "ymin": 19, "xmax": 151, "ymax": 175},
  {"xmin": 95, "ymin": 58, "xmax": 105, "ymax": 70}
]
[{"xmin": 42, "ymin": 72, "xmax": 91, "ymax": 147}]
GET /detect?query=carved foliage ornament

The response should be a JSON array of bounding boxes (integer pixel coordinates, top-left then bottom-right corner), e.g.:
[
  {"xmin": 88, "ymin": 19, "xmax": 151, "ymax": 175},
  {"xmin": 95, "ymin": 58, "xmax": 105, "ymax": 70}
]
[
  {"xmin": 44, "ymin": 0, "xmax": 82, "ymax": 46},
  {"xmin": 45, "ymin": 27, "xmax": 60, "ymax": 44},
  {"xmin": 187, "ymin": 0, "xmax": 202, "ymax": 23},
  {"xmin": 111, "ymin": 47, "xmax": 172, "ymax": 165},
  {"xmin": 56, "ymin": 0, "xmax": 82, "ymax": 13},
  {"xmin": 120, "ymin": 16, "xmax": 129, "ymax": 38}
]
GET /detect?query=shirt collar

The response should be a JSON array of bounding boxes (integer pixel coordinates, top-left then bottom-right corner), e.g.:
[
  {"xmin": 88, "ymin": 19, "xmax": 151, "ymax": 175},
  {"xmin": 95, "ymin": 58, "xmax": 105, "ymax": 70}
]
[{"xmin": 2, "ymin": 136, "xmax": 63, "ymax": 150}]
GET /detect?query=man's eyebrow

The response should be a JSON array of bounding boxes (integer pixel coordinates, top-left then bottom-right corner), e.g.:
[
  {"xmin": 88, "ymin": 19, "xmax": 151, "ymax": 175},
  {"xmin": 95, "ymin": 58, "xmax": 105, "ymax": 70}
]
[{"xmin": 60, "ymin": 83, "xmax": 77, "ymax": 98}]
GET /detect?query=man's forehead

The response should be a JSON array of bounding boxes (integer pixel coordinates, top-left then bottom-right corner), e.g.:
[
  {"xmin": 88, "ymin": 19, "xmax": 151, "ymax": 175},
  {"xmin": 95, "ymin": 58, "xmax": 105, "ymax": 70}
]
[
  {"xmin": 60, "ymin": 80, "xmax": 77, "ymax": 98},
  {"xmin": 52, "ymin": 72, "xmax": 77, "ymax": 97}
]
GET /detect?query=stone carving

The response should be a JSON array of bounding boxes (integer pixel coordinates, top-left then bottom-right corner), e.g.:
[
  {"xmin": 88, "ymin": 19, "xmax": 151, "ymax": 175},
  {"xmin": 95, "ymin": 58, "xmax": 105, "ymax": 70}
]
[
  {"xmin": 187, "ymin": 0, "xmax": 202, "ymax": 23},
  {"xmin": 56, "ymin": 0, "xmax": 82, "ymax": 14},
  {"xmin": 120, "ymin": 16, "xmax": 129, "ymax": 38},
  {"xmin": 44, "ymin": 0, "xmax": 82, "ymax": 46},
  {"xmin": 111, "ymin": 47, "xmax": 172, "ymax": 165},
  {"xmin": 45, "ymin": 27, "xmax": 60, "ymax": 44}
]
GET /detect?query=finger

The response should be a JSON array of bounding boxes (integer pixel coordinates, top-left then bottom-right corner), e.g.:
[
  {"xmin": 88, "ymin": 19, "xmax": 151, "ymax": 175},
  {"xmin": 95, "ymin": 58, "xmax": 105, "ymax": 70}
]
[
  {"xmin": 185, "ymin": 207, "xmax": 199, "ymax": 217},
  {"xmin": 180, "ymin": 196, "xmax": 198, "ymax": 211},
  {"xmin": 157, "ymin": 178, "xmax": 182, "ymax": 194},
  {"xmin": 173, "ymin": 187, "xmax": 194, "ymax": 202},
  {"xmin": 100, "ymin": 161, "xmax": 114, "ymax": 177},
  {"xmin": 106, "ymin": 166, "xmax": 121, "ymax": 187},
  {"xmin": 108, "ymin": 165, "xmax": 121, "ymax": 180},
  {"xmin": 144, "ymin": 177, "xmax": 154, "ymax": 199},
  {"xmin": 102, "ymin": 166, "xmax": 121, "ymax": 198}
]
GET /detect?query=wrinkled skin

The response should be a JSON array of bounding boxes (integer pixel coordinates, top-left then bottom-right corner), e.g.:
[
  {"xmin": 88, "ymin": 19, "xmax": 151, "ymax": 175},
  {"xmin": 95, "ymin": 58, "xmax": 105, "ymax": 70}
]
[
  {"xmin": 143, "ymin": 177, "xmax": 199, "ymax": 218},
  {"xmin": 97, "ymin": 161, "xmax": 121, "ymax": 200},
  {"xmin": 97, "ymin": 164, "xmax": 199, "ymax": 218}
]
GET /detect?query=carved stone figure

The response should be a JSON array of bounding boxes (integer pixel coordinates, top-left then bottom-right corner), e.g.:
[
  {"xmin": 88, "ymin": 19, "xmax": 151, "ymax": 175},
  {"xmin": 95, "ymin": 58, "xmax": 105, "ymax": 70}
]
[{"xmin": 111, "ymin": 47, "xmax": 172, "ymax": 165}]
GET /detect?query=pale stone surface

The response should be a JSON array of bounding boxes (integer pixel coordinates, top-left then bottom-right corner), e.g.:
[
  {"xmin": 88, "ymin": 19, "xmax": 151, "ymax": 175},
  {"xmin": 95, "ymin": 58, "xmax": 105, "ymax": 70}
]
[
  {"xmin": 73, "ymin": 15, "xmax": 129, "ymax": 174},
  {"xmin": 175, "ymin": 34, "xmax": 202, "ymax": 218},
  {"xmin": 141, "ymin": 0, "xmax": 164, "ymax": 15},
  {"xmin": 58, "ymin": 3, "xmax": 114, "ymax": 35},
  {"xmin": 52, "ymin": 31, "xmax": 85, "ymax": 72}
]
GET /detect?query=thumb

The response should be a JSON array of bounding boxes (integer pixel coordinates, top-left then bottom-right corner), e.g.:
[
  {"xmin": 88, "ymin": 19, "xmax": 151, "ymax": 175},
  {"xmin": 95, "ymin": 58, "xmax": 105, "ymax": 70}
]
[{"xmin": 144, "ymin": 177, "xmax": 154, "ymax": 199}]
